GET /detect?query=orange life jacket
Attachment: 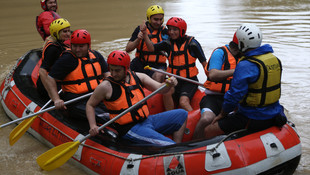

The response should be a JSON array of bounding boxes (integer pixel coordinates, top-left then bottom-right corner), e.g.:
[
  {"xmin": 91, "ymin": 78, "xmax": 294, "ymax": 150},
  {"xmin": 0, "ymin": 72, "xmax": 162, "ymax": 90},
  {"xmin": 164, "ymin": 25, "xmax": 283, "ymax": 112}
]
[
  {"xmin": 136, "ymin": 25, "xmax": 167, "ymax": 64},
  {"xmin": 167, "ymin": 36, "xmax": 198, "ymax": 78},
  {"xmin": 61, "ymin": 50, "xmax": 104, "ymax": 94},
  {"xmin": 204, "ymin": 46, "xmax": 239, "ymax": 93},
  {"xmin": 103, "ymin": 71, "xmax": 149, "ymax": 125},
  {"xmin": 41, "ymin": 40, "xmax": 69, "ymax": 62},
  {"xmin": 36, "ymin": 41, "xmax": 70, "ymax": 85}
]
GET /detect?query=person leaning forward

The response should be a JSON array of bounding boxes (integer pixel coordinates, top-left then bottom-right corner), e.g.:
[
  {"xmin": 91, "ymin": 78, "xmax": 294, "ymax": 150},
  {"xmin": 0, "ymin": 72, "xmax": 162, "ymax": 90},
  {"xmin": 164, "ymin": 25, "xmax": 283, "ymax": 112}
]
[
  {"xmin": 45, "ymin": 29, "xmax": 110, "ymax": 122},
  {"xmin": 192, "ymin": 32, "xmax": 241, "ymax": 140},
  {"xmin": 37, "ymin": 18, "xmax": 71, "ymax": 101},
  {"xmin": 204, "ymin": 23, "xmax": 287, "ymax": 139},
  {"xmin": 126, "ymin": 5, "xmax": 169, "ymax": 83},
  {"xmin": 86, "ymin": 50, "xmax": 188, "ymax": 146}
]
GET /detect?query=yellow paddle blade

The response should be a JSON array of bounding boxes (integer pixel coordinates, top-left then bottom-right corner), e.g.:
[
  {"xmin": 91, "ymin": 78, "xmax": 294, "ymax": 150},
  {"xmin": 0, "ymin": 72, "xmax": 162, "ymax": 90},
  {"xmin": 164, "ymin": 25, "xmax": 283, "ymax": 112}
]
[
  {"xmin": 37, "ymin": 141, "xmax": 81, "ymax": 171},
  {"xmin": 9, "ymin": 116, "xmax": 37, "ymax": 146}
]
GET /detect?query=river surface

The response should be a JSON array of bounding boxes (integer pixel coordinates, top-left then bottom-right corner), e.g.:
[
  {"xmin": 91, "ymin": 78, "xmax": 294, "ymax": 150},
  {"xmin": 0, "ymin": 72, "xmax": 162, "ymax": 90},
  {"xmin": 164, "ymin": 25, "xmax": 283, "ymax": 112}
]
[{"xmin": 0, "ymin": 0, "xmax": 309, "ymax": 174}]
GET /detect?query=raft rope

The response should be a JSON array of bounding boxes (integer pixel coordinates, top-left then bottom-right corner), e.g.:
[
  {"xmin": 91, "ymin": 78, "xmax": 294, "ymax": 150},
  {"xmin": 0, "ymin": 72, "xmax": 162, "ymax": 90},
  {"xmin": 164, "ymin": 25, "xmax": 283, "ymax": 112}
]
[
  {"xmin": 0, "ymin": 54, "xmax": 30, "ymax": 114},
  {"xmin": 3, "ymin": 77, "xmax": 251, "ymax": 165},
  {"xmin": 8, "ymin": 88, "xmax": 31, "ymax": 112},
  {"xmin": 127, "ymin": 128, "xmax": 248, "ymax": 162},
  {"xmin": 35, "ymin": 111, "xmax": 249, "ymax": 163},
  {"xmin": 37, "ymin": 114, "xmax": 249, "ymax": 163},
  {"xmin": 4, "ymin": 88, "xmax": 249, "ymax": 164},
  {"xmin": 75, "ymin": 128, "xmax": 248, "ymax": 164},
  {"xmin": 4, "ymin": 52, "xmax": 23, "ymax": 91}
]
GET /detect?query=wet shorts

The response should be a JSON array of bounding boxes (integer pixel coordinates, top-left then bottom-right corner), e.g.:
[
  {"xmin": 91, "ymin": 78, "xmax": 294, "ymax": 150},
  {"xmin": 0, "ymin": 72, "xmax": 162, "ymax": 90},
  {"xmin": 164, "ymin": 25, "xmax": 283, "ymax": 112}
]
[
  {"xmin": 130, "ymin": 57, "xmax": 167, "ymax": 78},
  {"xmin": 199, "ymin": 94, "xmax": 224, "ymax": 115},
  {"xmin": 173, "ymin": 77, "xmax": 198, "ymax": 102},
  {"xmin": 218, "ymin": 112, "xmax": 276, "ymax": 134}
]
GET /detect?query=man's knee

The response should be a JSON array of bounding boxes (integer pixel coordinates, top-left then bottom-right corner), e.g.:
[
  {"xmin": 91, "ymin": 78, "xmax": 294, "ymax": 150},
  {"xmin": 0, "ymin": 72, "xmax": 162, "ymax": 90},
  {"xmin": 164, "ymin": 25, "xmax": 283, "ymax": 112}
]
[
  {"xmin": 179, "ymin": 96, "xmax": 190, "ymax": 106},
  {"xmin": 200, "ymin": 111, "xmax": 216, "ymax": 125}
]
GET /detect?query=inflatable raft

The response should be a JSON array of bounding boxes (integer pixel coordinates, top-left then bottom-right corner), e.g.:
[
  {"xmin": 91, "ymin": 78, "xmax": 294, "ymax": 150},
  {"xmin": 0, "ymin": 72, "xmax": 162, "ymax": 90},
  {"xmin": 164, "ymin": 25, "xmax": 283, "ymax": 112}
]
[{"xmin": 0, "ymin": 49, "xmax": 301, "ymax": 174}]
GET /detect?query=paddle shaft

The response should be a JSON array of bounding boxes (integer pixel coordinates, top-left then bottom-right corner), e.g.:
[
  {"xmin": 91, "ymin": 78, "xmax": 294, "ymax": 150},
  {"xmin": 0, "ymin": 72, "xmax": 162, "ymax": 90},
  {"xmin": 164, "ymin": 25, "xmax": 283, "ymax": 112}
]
[
  {"xmin": 8, "ymin": 90, "xmax": 62, "ymax": 146},
  {"xmin": 40, "ymin": 90, "xmax": 62, "ymax": 111},
  {"xmin": 80, "ymin": 84, "xmax": 168, "ymax": 143},
  {"xmin": 36, "ymin": 84, "xmax": 168, "ymax": 171},
  {"xmin": 145, "ymin": 66, "xmax": 204, "ymax": 87},
  {"xmin": 1, "ymin": 92, "xmax": 92, "ymax": 128}
]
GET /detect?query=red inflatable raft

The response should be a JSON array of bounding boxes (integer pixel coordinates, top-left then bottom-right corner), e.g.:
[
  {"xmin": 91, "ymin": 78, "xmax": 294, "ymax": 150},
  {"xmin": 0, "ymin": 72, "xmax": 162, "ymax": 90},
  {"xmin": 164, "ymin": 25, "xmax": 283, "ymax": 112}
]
[{"xmin": 0, "ymin": 49, "xmax": 301, "ymax": 174}]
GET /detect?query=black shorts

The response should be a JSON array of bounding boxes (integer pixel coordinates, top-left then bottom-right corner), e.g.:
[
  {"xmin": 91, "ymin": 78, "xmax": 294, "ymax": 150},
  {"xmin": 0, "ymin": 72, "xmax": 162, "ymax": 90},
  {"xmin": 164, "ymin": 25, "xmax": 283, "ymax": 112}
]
[
  {"xmin": 63, "ymin": 92, "xmax": 108, "ymax": 122},
  {"xmin": 173, "ymin": 77, "xmax": 198, "ymax": 102},
  {"xmin": 218, "ymin": 112, "xmax": 277, "ymax": 134},
  {"xmin": 130, "ymin": 57, "xmax": 167, "ymax": 78},
  {"xmin": 199, "ymin": 94, "xmax": 224, "ymax": 115}
]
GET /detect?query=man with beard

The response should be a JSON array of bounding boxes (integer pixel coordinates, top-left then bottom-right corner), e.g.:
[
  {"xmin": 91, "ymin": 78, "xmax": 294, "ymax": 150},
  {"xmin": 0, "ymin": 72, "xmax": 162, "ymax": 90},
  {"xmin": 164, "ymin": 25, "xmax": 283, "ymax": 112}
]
[
  {"xmin": 141, "ymin": 17, "xmax": 207, "ymax": 112},
  {"xmin": 126, "ymin": 5, "xmax": 168, "ymax": 83},
  {"xmin": 86, "ymin": 50, "xmax": 188, "ymax": 146},
  {"xmin": 36, "ymin": 0, "xmax": 61, "ymax": 40},
  {"xmin": 46, "ymin": 29, "xmax": 110, "ymax": 122}
]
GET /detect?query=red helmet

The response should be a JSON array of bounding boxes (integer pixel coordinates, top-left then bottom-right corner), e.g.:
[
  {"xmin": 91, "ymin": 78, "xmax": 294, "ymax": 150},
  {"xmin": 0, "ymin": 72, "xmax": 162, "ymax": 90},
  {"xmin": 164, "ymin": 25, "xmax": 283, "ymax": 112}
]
[
  {"xmin": 40, "ymin": 0, "xmax": 58, "ymax": 11},
  {"xmin": 166, "ymin": 17, "xmax": 187, "ymax": 38},
  {"xmin": 71, "ymin": 29, "xmax": 91, "ymax": 47},
  {"xmin": 107, "ymin": 50, "xmax": 131, "ymax": 70}
]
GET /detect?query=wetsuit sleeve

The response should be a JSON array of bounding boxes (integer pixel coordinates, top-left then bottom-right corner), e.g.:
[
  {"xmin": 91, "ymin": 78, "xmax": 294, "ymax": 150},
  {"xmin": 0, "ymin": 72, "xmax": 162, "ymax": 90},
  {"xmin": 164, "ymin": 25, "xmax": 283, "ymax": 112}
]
[
  {"xmin": 188, "ymin": 39, "xmax": 207, "ymax": 63},
  {"xmin": 40, "ymin": 45, "xmax": 62, "ymax": 72},
  {"xmin": 208, "ymin": 48, "xmax": 225, "ymax": 71},
  {"xmin": 128, "ymin": 26, "xmax": 140, "ymax": 41},
  {"xmin": 154, "ymin": 40, "xmax": 171, "ymax": 54},
  {"xmin": 48, "ymin": 52, "xmax": 78, "ymax": 80},
  {"xmin": 41, "ymin": 12, "xmax": 54, "ymax": 36},
  {"xmin": 222, "ymin": 60, "xmax": 259, "ymax": 113}
]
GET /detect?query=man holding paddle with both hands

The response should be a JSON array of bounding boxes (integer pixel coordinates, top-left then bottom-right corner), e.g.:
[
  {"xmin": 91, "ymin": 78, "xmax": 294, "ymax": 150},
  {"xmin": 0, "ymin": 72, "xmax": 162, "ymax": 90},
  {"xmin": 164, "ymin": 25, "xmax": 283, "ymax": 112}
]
[
  {"xmin": 45, "ymin": 29, "xmax": 110, "ymax": 122},
  {"xmin": 86, "ymin": 50, "xmax": 188, "ymax": 146}
]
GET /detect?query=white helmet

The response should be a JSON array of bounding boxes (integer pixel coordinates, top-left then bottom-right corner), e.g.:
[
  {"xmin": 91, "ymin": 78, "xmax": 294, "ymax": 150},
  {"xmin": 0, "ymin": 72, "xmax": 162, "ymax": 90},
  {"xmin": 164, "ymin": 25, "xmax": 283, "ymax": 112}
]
[{"xmin": 236, "ymin": 23, "xmax": 262, "ymax": 52}]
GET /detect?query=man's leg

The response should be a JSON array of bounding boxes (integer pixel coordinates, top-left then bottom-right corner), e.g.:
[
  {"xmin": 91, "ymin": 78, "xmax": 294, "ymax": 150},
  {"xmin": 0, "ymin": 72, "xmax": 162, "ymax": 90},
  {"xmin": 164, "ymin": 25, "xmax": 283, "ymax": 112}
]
[
  {"xmin": 163, "ymin": 88, "xmax": 175, "ymax": 111},
  {"xmin": 177, "ymin": 80, "xmax": 198, "ymax": 112},
  {"xmin": 151, "ymin": 109, "xmax": 188, "ymax": 143},
  {"xmin": 204, "ymin": 122, "xmax": 225, "ymax": 139},
  {"xmin": 204, "ymin": 112, "xmax": 249, "ymax": 139},
  {"xmin": 179, "ymin": 96, "xmax": 193, "ymax": 111},
  {"xmin": 193, "ymin": 110, "xmax": 216, "ymax": 140},
  {"xmin": 194, "ymin": 95, "xmax": 224, "ymax": 140},
  {"xmin": 173, "ymin": 118, "xmax": 187, "ymax": 143},
  {"xmin": 123, "ymin": 109, "xmax": 187, "ymax": 146}
]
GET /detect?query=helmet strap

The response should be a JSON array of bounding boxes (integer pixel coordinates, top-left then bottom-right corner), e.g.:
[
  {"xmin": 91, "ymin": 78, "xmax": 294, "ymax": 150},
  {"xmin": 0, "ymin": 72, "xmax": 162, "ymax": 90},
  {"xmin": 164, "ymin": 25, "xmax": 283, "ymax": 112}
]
[{"xmin": 239, "ymin": 41, "xmax": 245, "ymax": 52}]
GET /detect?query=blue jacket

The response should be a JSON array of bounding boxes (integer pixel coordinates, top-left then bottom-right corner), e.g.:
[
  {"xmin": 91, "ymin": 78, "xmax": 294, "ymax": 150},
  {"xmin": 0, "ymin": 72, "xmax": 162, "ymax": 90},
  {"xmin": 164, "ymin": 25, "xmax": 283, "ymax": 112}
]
[{"xmin": 222, "ymin": 44, "xmax": 284, "ymax": 120}]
